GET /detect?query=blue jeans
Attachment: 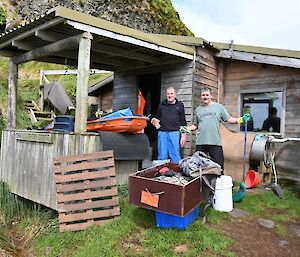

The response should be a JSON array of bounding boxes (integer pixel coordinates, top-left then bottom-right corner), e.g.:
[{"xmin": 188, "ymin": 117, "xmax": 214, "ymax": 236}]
[{"xmin": 158, "ymin": 131, "xmax": 180, "ymax": 163}]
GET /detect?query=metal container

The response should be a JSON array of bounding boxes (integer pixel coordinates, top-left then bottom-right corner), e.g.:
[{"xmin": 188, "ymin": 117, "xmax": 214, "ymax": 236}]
[{"xmin": 249, "ymin": 135, "xmax": 275, "ymax": 167}]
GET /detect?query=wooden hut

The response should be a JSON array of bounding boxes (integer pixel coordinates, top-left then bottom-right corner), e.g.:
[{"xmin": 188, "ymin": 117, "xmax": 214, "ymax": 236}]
[{"xmin": 0, "ymin": 6, "xmax": 299, "ymax": 209}]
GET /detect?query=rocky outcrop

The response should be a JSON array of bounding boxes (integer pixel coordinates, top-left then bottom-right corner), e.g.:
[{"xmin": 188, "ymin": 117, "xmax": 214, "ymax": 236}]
[{"xmin": 1, "ymin": 0, "xmax": 193, "ymax": 36}]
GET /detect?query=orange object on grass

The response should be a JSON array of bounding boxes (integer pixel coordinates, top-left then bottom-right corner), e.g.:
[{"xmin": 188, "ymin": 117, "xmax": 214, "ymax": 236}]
[
  {"xmin": 245, "ymin": 170, "xmax": 260, "ymax": 189},
  {"xmin": 87, "ymin": 116, "xmax": 149, "ymax": 133}
]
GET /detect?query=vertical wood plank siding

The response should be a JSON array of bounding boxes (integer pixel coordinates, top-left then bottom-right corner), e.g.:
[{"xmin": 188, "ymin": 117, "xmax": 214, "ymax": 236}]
[
  {"xmin": 160, "ymin": 61, "xmax": 194, "ymax": 156},
  {"xmin": 191, "ymin": 47, "xmax": 218, "ymax": 153},
  {"xmin": 0, "ymin": 130, "xmax": 138, "ymax": 210},
  {"xmin": 113, "ymin": 72, "xmax": 137, "ymax": 112},
  {"xmin": 223, "ymin": 61, "xmax": 300, "ymax": 181},
  {"xmin": 113, "ymin": 61, "xmax": 195, "ymax": 157}
]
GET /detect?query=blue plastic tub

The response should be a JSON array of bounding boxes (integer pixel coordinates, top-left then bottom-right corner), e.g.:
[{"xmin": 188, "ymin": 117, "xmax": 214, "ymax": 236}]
[
  {"xmin": 155, "ymin": 205, "xmax": 199, "ymax": 229},
  {"xmin": 54, "ymin": 115, "xmax": 75, "ymax": 132}
]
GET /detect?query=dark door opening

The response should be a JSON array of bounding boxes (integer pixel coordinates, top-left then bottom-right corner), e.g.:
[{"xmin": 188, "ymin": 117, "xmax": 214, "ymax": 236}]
[{"xmin": 138, "ymin": 73, "xmax": 161, "ymax": 160}]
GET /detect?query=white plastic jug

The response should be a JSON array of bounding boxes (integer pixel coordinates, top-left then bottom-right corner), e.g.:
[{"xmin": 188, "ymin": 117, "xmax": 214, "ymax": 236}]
[{"xmin": 213, "ymin": 175, "xmax": 233, "ymax": 212}]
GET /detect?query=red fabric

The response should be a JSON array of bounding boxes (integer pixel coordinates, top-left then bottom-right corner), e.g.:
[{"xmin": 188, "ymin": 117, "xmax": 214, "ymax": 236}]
[{"xmin": 137, "ymin": 90, "xmax": 146, "ymax": 116}]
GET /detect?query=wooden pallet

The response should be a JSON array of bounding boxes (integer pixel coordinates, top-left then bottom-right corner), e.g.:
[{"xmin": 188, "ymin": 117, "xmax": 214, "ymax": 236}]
[{"xmin": 53, "ymin": 150, "xmax": 120, "ymax": 232}]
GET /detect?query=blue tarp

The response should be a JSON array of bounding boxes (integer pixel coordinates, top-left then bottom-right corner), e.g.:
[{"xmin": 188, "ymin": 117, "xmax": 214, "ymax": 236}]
[{"xmin": 103, "ymin": 108, "xmax": 133, "ymax": 119}]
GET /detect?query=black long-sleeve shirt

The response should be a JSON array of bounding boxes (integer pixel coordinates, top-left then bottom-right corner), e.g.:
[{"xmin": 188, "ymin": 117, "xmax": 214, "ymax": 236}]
[{"xmin": 156, "ymin": 99, "xmax": 187, "ymax": 131}]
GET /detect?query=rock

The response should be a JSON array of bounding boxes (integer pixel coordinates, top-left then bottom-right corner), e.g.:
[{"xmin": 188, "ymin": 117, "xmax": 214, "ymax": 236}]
[
  {"xmin": 288, "ymin": 224, "xmax": 300, "ymax": 237},
  {"xmin": 257, "ymin": 218, "xmax": 275, "ymax": 229},
  {"xmin": 277, "ymin": 240, "xmax": 288, "ymax": 247},
  {"xmin": 229, "ymin": 208, "xmax": 249, "ymax": 218}
]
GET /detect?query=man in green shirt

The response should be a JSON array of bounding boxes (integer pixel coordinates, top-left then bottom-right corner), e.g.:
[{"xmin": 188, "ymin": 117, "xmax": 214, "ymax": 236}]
[{"xmin": 189, "ymin": 87, "xmax": 245, "ymax": 174}]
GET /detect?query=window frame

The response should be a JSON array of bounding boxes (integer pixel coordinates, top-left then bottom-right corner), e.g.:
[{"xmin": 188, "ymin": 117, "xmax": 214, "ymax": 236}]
[{"xmin": 239, "ymin": 86, "xmax": 286, "ymax": 136}]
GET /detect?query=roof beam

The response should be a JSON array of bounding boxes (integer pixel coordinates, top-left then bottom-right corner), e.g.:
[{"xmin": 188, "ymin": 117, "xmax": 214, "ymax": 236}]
[
  {"xmin": 92, "ymin": 42, "xmax": 161, "ymax": 64},
  {"xmin": 12, "ymin": 40, "xmax": 34, "ymax": 51},
  {"xmin": 0, "ymin": 50, "xmax": 16, "ymax": 57},
  {"xmin": 35, "ymin": 30, "xmax": 65, "ymax": 42},
  {"xmin": 0, "ymin": 17, "xmax": 64, "ymax": 49},
  {"xmin": 67, "ymin": 20, "xmax": 194, "ymax": 60},
  {"xmin": 36, "ymin": 56, "xmax": 114, "ymax": 70},
  {"xmin": 11, "ymin": 33, "xmax": 82, "ymax": 64},
  {"xmin": 216, "ymin": 50, "xmax": 300, "ymax": 69},
  {"xmin": 56, "ymin": 49, "xmax": 146, "ymax": 69},
  {"xmin": 42, "ymin": 69, "xmax": 111, "ymax": 75}
]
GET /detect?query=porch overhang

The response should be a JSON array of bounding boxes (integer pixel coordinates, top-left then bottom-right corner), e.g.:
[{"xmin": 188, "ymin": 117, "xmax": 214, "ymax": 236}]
[{"xmin": 0, "ymin": 6, "xmax": 194, "ymax": 70}]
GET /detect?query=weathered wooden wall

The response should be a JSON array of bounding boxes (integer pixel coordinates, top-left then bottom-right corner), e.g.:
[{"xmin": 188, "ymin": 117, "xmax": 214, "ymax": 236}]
[
  {"xmin": 113, "ymin": 61, "xmax": 195, "ymax": 157},
  {"xmin": 113, "ymin": 72, "xmax": 137, "ymax": 112},
  {"xmin": 190, "ymin": 46, "xmax": 219, "ymax": 152},
  {"xmin": 100, "ymin": 86, "xmax": 113, "ymax": 112},
  {"xmin": 0, "ymin": 130, "xmax": 138, "ymax": 210},
  {"xmin": 160, "ymin": 61, "xmax": 194, "ymax": 156},
  {"xmin": 223, "ymin": 60, "xmax": 300, "ymax": 181}
]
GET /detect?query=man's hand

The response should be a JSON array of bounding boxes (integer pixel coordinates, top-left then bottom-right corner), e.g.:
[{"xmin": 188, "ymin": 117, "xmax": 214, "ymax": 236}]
[
  {"xmin": 243, "ymin": 113, "xmax": 252, "ymax": 122},
  {"xmin": 237, "ymin": 113, "xmax": 252, "ymax": 124},
  {"xmin": 179, "ymin": 126, "xmax": 192, "ymax": 134},
  {"xmin": 180, "ymin": 133, "xmax": 187, "ymax": 147},
  {"xmin": 151, "ymin": 118, "xmax": 161, "ymax": 129}
]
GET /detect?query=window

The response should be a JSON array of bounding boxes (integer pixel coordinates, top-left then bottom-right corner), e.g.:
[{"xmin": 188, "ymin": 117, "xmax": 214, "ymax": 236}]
[{"xmin": 241, "ymin": 91, "xmax": 283, "ymax": 133}]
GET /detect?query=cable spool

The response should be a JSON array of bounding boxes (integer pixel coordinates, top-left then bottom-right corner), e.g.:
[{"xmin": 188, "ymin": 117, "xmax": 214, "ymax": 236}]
[{"xmin": 249, "ymin": 135, "xmax": 275, "ymax": 168}]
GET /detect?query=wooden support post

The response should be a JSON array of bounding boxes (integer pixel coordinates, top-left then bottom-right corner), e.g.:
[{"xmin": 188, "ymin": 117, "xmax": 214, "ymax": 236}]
[
  {"xmin": 75, "ymin": 32, "xmax": 93, "ymax": 133},
  {"xmin": 7, "ymin": 60, "xmax": 18, "ymax": 128},
  {"xmin": 38, "ymin": 70, "xmax": 44, "ymax": 111}
]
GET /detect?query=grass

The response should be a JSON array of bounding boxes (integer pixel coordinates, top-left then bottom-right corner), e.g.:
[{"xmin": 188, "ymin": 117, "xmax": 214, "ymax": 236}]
[
  {"xmin": 33, "ymin": 199, "xmax": 234, "ymax": 257},
  {"xmin": 234, "ymin": 187, "xmax": 300, "ymax": 221},
  {"xmin": 0, "ymin": 181, "xmax": 299, "ymax": 257},
  {"xmin": 0, "ymin": 56, "xmax": 109, "ymax": 132},
  {"xmin": 0, "ymin": 181, "xmax": 56, "ymax": 256}
]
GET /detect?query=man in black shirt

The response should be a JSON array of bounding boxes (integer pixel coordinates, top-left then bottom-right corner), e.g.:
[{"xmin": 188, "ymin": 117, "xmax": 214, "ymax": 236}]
[
  {"xmin": 151, "ymin": 87, "xmax": 187, "ymax": 163},
  {"xmin": 262, "ymin": 107, "xmax": 281, "ymax": 133}
]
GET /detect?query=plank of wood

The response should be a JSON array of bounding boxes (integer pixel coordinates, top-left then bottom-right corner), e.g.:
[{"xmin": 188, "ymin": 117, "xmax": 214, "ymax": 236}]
[
  {"xmin": 58, "ymin": 197, "xmax": 119, "ymax": 212},
  {"xmin": 55, "ymin": 167, "xmax": 116, "ymax": 183}
]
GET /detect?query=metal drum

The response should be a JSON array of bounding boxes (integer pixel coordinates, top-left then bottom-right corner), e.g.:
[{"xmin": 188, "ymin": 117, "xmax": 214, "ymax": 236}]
[{"xmin": 249, "ymin": 135, "xmax": 275, "ymax": 167}]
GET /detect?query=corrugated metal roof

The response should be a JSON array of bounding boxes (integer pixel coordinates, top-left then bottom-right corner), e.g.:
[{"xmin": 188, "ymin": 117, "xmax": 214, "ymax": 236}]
[
  {"xmin": 1, "ymin": 5, "xmax": 299, "ymax": 68},
  {"xmin": 211, "ymin": 42, "xmax": 300, "ymax": 59},
  {"xmin": 0, "ymin": 6, "xmax": 194, "ymax": 55},
  {"xmin": 153, "ymin": 35, "xmax": 300, "ymax": 60},
  {"xmin": 53, "ymin": 7, "xmax": 194, "ymax": 55}
]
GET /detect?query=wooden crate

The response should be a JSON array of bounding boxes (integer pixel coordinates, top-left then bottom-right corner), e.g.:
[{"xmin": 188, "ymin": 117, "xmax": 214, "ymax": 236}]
[
  {"xmin": 53, "ymin": 150, "xmax": 120, "ymax": 232},
  {"xmin": 129, "ymin": 163, "xmax": 203, "ymax": 216}
]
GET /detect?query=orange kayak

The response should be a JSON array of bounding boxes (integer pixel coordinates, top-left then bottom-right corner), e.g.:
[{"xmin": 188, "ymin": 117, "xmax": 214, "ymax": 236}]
[{"xmin": 87, "ymin": 116, "xmax": 149, "ymax": 133}]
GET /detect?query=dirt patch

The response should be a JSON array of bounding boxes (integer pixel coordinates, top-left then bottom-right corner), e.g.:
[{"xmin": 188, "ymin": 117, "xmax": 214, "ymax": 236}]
[
  {"xmin": 174, "ymin": 244, "xmax": 188, "ymax": 253},
  {"xmin": 214, "ymin": 219, "xmax": 300, "ymax": 257},
  {"xmin": 120, "ymin": 228, "xmax": 144, "ymax": 255}
]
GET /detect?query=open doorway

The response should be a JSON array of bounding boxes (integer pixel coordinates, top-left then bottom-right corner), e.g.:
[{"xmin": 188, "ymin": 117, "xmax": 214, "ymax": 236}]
[{"xmin": 138, "ymin": 73, "xmax": 161, "ymax": 159}]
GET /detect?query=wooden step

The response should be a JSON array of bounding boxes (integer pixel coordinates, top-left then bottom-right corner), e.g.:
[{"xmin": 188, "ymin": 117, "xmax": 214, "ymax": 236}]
[
  {"xmin": 27, "ymin": 108, "xmax": 55, "ymax": 124},
  {"xmin": 33, "ymin": 111, "xmax": 54, "ymax": 117},
  {"xmin": 24, "ymin": 100, "xmax": 40, "ymax": 112}
]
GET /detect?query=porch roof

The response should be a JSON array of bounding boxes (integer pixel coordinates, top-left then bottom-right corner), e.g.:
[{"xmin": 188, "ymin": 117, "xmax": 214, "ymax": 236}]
[{"xmin": 0, "ymin": 6, "xmax": 194, "ymax": 71}]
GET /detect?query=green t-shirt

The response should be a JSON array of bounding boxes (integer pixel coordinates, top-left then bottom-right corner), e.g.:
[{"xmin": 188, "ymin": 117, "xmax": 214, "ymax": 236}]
[{"xmin": 194, "ymin": 102, "xmax": 230, "ymax": 146}]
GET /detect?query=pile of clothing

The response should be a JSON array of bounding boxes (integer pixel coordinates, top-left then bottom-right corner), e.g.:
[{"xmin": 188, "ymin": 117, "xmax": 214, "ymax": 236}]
[{"xmin": 179, "ymin": 151, "xmax": 222, "ymax": 178}]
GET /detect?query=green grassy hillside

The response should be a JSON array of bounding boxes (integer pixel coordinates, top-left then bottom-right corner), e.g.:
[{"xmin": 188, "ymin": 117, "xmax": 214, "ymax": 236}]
[{"xmin": 0, "ymin": 57, "xmax": 104, "ymax": 132}]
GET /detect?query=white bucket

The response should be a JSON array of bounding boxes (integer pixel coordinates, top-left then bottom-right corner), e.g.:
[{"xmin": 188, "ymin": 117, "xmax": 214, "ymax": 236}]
[{"xmin": 213, "ymin": 175, "xmax": 233, "ymax": 212}]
